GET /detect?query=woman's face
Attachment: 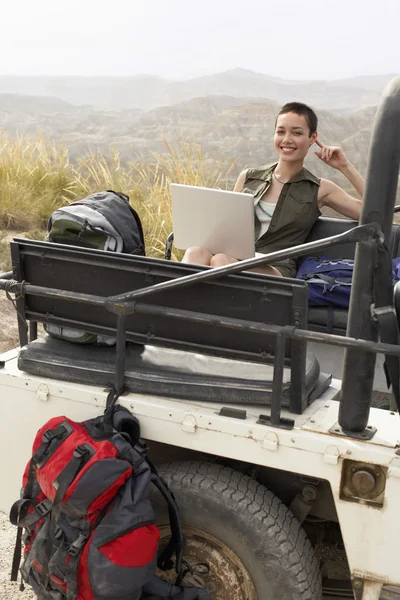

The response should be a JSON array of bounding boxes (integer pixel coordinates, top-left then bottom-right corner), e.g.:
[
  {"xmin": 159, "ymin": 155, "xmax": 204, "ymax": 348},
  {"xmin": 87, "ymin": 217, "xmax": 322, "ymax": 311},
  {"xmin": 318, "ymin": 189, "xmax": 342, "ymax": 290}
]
[{"xmin": 274, "ymin": 112, "xmax": 317, "ymax": 162}]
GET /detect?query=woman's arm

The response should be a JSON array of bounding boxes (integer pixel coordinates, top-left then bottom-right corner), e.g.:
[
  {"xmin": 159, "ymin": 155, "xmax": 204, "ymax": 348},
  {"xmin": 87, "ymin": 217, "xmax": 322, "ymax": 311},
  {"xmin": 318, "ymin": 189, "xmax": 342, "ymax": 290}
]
[
  {"xmin": 234, "ymin": 169, "xmax": 248, "ymax": 192},
  {"xmin": 316, "ymin": 140, "xmax": 364, "ymax": 220},
  {"xmin": 318, "ymin": 179, "xmax": 362, "ymax": 220}
]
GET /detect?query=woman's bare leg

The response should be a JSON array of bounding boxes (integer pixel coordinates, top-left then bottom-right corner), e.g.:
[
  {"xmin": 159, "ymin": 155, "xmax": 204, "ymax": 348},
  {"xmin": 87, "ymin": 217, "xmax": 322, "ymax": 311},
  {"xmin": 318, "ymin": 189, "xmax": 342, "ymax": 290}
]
[
  {"xmin": 182, "ymin": 246, "xmax": 213, "ymax": 265},
  {"xmin": 210, "ymin": 253, "xmax": 282, "ymax": 276},
  {"xmin": 183, "ymin": 249, "xmax": 283, "ymax": 276},
  {"xmin": 250, "ymin": 264, "xmax": 283, "ymax": 276},
  {"xmin": 209, "ymin": 253, "xmax": 238, "ymax": 267}
]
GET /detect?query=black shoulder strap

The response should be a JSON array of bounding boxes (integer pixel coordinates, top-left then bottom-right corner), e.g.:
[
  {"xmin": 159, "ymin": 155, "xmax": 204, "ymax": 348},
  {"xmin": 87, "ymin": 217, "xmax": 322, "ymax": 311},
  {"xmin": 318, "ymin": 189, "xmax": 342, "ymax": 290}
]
[
  {"xmin": 106, "ymin": 190, "xmax": 129, "ymax": 202},
  {"xmin": 148, "ymin": 461, "xmax": 184, "ymax": 578},
  {"xmin": 373, "ymin": 242, "xmax": 400, "ymax": 411},
  {"xmin": 10, "ymin": 423, "xmax": 70, "ymax": 583},
  {"xmin": 40, "ymin": 444, "xmax": 93, "ymax": 588}
]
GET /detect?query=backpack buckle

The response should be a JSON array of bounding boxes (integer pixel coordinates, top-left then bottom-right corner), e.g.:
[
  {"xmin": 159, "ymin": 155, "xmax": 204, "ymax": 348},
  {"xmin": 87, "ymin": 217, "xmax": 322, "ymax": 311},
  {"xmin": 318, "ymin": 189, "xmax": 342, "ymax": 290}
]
[
  {"xmin": 370, "ymin": 303, "xmax": 396, "ymax": 321},
  {"xmin": 36, "ymin": 499, "xmax": 52, "ymax": 518},
  {"xmin": 42, "ymin": 424, "xmax": 67, "ymax": 445},
  {"xmin": 68, "ymin": 533, "xmax": 88, "ymax": 557},
  {"xmin": 42, "ymin": 429, "xmax": 57, "ymax": 443},
  {"xmin": 73, "ymin": 444, "xmax": 93, "ymax": 460}
]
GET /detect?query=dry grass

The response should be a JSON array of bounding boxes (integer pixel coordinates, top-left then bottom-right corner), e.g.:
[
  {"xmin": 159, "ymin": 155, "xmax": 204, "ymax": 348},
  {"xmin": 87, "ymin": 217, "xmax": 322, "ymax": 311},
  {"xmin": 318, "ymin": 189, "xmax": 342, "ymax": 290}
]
[
  {"xmin": 0, "ymin": 134, "xmax": 237, "ymax": 355},
  {"xmin": 0, "ymin": 132, "xmax": 236, "ymax": 262}
]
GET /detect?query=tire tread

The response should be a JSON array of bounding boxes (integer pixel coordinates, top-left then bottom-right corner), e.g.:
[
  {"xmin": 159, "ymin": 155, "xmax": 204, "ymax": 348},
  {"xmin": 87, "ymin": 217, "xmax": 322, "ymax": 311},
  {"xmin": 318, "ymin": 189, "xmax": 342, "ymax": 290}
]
[{"xmin": 158, "ymin": 461, "xmax": 322, "ymax": 600}]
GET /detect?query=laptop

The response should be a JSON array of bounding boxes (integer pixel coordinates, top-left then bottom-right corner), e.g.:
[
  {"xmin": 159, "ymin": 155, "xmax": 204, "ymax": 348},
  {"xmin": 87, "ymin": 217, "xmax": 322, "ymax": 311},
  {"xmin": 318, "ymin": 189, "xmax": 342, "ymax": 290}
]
[{"xmin": 171, "ymin": 184, "xmax": 255, "ymax": 260}]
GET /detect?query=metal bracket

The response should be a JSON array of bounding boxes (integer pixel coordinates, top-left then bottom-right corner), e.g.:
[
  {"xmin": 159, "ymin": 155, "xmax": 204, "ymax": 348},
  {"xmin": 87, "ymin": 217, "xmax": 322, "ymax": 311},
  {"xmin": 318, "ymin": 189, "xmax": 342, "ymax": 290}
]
[
  {"xmin": 289, "ymin": 485, "xmax": 318, "ymax": 524},
  {"xmin": 219, "ymin": 407, "xmax": 247, "ymax": 420},
  {"xmin": 352, "ymin": 579, "xmax": 363, "ymax": 600},
  {"xmin": 36, "ymin": 384, "xmax": 49, "ymax": 402},
  {"xmin": 329, "ymin": 422, "xmax": 377, "ymax": 440},
  {"xmin": 257, "ymin": 414, "xmax": 294, "ymax": 430},
  {"xmin": 323, "ymin": 445, "xmax": 340, "ymax": 465},
  {"xmin": 262, "ymin": 432, "xmax": 279, "ymax": 451},
  {"xmin": 182, "ymin": 414, "xmax": 197, "ymax": 433}
]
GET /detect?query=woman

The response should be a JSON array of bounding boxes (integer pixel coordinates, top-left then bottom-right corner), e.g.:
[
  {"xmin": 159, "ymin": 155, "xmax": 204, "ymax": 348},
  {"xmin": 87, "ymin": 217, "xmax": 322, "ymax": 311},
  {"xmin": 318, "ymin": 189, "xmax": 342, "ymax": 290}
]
[{"xmin": 182, "ymin": 102, "xmax": 364, "ymax": 277}]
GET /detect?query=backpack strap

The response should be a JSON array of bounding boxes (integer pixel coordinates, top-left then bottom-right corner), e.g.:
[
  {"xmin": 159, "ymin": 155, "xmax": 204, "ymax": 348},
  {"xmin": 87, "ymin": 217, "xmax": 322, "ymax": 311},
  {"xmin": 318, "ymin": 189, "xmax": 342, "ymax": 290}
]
[
  {"xmin": 372, "ymin": 242, "xmax": 400, "ymax": 411},
  {"xmin": 10, "ymin": 422, "xmax": 71, "ymax": 583},
  {"xmin": 302, "ymin": 273, "xmax": 353, "ymax": 286},
  {"xmin": 148, "ymin": 462, "xmax": 185, "ymax": 579},
  {"xmin": 106, "ymin": 190, "xmax": 129, "ymax": 202},
  {"xmin": 65, "ymin": 529, "xmax": 91, "ymax": 600},
  {"xmin": 40, "ymin": 443, "xmax": 93, "ymax": 587},
  {"xmin": 10, "ymin": 528, "xmax": 24, "ymax": 588}
]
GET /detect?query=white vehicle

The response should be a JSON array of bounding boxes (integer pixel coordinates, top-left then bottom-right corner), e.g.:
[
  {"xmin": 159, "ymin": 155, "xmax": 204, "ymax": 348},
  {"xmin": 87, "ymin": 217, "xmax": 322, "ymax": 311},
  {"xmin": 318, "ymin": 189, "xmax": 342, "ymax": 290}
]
[{"xmin": 1, "ymin": 78, "xmax": 400, "ymax": 600}]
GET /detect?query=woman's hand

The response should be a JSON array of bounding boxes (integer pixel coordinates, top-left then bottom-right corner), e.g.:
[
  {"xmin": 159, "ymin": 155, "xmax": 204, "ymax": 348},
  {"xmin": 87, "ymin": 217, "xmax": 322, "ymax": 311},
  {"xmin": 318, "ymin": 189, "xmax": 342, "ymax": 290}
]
[{"xmin": 315, "ymin": 140, "xmax": 350, "ymax": 171}]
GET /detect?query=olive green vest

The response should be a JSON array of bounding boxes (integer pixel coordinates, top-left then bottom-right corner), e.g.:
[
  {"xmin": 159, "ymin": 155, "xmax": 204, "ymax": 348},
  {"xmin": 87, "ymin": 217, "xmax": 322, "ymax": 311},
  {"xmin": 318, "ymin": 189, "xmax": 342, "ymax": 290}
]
[{"xmin": 243, "ymin": 163, "xmax": 321, "ymax": 256}]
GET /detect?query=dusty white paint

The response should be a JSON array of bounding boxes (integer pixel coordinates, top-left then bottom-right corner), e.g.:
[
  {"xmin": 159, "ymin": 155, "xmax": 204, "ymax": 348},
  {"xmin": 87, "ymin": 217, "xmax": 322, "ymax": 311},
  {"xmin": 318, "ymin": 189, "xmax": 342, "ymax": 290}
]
[{"xmin": 1, "ymin": 349, "xmax": 400, "ymax": 588}]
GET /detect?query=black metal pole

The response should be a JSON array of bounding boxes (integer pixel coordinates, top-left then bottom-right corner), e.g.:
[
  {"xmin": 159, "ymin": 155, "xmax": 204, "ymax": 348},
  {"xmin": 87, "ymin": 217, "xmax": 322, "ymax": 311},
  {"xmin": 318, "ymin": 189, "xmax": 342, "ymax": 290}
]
[
  {"xmin": 339, "ymin": 76, "xmax": 400, "ymax": 432},
  {"xmin": 0, "ymin": 282, "xmax": 107, "ymax": 307},
  {"xmin": 29, "ymin": 321, "xmax": 38, "ymax": 342},
  {"xmin": 106, "ymin": 224, "xmax": 380, "ymax": 308},
  {"xmin": 0, "ymin": 271, "xmax": 13, "ymax": 280},
  {"xmin": 270, "ymin": 333, "xmax": 286, "ymax": 425},
  {"xmin": 115, "ymin": 315, "xmax": 127, "ymax": 395},
  {"xmin": 132, "ymin": 302, "xmax": 400, "ymax": 357}
]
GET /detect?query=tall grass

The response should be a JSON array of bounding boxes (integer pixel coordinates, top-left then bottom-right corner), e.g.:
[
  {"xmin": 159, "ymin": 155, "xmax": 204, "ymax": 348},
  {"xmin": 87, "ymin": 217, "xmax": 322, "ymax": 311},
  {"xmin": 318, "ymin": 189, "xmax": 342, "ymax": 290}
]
[{"xmin": 0, "ymin": 132, "xmax": 237, "ymax": 268}]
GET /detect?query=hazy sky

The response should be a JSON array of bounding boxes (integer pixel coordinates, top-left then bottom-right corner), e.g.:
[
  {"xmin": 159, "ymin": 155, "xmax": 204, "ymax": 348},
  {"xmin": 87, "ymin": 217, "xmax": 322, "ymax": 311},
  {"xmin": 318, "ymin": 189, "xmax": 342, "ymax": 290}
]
[{"xmin": 1, "ymin": 0, "xmax": 399, "ymax": 80}]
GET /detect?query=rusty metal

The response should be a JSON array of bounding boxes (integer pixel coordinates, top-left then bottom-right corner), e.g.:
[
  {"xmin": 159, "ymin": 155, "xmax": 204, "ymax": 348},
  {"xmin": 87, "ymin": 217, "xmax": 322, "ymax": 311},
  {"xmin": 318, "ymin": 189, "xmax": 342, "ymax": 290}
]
[
  {"xmin": 340, "ymin": 460, "xmax": 387, "ymax": 506},
  {"xmin": 157, "ymin": 525, "xmax": 258, "ymax": 599}
]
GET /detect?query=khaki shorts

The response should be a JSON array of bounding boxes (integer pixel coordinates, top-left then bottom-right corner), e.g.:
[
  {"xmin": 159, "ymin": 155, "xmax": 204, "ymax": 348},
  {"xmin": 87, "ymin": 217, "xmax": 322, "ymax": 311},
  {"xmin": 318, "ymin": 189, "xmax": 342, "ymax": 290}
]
[{"xmin": 254, "ymin": 254, "xmax": 297, "ymax": 279}]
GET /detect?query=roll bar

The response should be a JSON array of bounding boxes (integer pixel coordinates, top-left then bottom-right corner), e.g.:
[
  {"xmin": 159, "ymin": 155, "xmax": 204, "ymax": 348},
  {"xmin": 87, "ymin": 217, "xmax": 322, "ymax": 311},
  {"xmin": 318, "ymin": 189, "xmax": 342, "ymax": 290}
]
[{"xmin": 339, "ymin": 76, "xmax": 400, "ymax": 432}]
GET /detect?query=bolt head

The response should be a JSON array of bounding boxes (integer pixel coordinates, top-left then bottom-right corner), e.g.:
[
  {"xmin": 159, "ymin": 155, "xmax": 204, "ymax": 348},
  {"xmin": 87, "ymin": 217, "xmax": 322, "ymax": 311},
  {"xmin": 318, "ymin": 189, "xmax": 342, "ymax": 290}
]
[
  {"xmin": 302, "ymin": 485, "xmax": 317, "ymax": 502},
  {"xmin": 351, "ymin": 469, "xmax": 376, "ymax": 495}
]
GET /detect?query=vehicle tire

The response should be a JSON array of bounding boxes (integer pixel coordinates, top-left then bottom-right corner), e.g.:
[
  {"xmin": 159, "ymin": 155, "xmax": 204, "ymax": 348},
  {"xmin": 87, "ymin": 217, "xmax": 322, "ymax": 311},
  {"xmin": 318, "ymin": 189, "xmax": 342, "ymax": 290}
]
[{"xmin": 152, "ymin": 461, "xmax": 322, "ymax": 600}]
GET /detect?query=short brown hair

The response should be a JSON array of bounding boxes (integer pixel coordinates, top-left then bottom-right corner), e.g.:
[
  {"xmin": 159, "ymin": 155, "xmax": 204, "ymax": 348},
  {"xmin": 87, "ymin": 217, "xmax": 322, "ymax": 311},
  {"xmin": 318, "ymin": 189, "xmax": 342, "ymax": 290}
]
[{"xmin": 276, "ymin": 102, "xmax": 318, "ymax": 136}]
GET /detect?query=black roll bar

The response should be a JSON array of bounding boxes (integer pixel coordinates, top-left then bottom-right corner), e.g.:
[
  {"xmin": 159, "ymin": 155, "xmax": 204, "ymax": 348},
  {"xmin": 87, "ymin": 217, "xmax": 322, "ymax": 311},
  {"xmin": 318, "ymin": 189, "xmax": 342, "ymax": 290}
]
[{"xmin": 339, "ymin": 76, "xmax": 400, "ymax": 432}]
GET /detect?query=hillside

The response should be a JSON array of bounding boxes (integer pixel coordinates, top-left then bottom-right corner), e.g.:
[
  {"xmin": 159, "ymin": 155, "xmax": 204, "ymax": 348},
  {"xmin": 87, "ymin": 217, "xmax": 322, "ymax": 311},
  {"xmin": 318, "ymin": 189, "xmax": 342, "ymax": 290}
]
[
  {"xmin": 0, "ymin": 70, "xmax": 395, "ymax": 111},
  {"xmin": 0, "ymin": 92, "xmax": 377, "ymax": 187}
]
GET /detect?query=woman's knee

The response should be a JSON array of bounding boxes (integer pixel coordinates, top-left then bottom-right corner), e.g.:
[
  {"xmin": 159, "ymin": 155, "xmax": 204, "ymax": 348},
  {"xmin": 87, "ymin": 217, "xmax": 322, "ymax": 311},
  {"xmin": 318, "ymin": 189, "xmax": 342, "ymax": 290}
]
[
  {"xmin": 182, "ymin": 246, "xmax": 213, "ymax": 265},
  {"xmin": 210, "ymin": 253, "xmax": 238, "ymax": 267}
]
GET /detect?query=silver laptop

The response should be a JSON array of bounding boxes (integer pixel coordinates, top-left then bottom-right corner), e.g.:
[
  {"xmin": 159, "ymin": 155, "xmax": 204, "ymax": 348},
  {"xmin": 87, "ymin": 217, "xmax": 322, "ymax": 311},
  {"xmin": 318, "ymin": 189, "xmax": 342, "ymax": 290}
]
[{"xmin": 171, "ymin": 184, "xmax": 255, "ymax": 260}]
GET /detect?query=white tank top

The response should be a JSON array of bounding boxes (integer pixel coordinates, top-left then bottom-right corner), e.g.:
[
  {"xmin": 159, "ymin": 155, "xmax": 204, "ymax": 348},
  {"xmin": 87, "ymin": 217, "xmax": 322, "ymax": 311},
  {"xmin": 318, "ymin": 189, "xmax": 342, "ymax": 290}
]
[{"xmin": 255, "ymin": 201, "xmax": 276, "ymax": 240}]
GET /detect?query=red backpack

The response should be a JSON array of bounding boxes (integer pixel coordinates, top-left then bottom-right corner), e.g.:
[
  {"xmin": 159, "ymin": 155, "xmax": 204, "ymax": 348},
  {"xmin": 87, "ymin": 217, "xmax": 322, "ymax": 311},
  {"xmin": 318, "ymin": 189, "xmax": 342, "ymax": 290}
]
[{"xmin": 10, "ymin": 405, "xmax": 210, "ymax": 600}]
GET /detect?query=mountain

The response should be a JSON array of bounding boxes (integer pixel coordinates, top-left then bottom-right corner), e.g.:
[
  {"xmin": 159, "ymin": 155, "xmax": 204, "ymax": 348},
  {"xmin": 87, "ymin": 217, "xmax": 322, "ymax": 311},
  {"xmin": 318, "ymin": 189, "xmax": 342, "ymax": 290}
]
[
  {"xmin": 0, "ymin": 93, "xmax": 377, "ymax": 187},
  {"xmin": 0, "ymin": 70, "xmax": 395, "ymax": 111},
  {"xmin": 0, "ymin": 93, "xmax": 142, "ymax": 138}
]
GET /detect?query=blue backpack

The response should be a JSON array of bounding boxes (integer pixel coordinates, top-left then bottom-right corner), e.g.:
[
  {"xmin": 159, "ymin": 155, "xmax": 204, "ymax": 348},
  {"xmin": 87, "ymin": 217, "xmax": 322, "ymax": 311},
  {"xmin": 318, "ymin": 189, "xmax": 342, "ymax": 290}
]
[{"xmin": 296, "ymin": 256, "xmax": 400, "ymax": 308}]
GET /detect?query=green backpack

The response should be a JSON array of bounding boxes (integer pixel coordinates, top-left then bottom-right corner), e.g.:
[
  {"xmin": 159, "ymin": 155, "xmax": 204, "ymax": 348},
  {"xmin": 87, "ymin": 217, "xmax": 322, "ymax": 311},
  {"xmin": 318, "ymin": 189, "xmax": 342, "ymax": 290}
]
[{"xmin": 45, "ymin": 190, "xmax": 145, "ymax": 345}]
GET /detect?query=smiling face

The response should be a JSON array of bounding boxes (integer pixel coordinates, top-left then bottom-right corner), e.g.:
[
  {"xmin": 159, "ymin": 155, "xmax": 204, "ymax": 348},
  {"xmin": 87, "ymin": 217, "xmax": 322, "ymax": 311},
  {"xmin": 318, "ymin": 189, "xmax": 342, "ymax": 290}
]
[{"xmin": 274, "ymin": 112, "xmax": 318, "ymax": 163}]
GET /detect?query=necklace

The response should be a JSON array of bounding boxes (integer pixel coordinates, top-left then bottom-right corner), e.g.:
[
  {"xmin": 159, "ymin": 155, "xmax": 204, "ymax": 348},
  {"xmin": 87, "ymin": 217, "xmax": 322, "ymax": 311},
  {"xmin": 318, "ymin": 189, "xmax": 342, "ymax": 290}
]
[
  {"xmin": 257, "ymin": 202, "xmax": 274, "ymax": 218},
  {"xmin": 274, "ymin": 172, "xmax": 288, "ymax": 185}
]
